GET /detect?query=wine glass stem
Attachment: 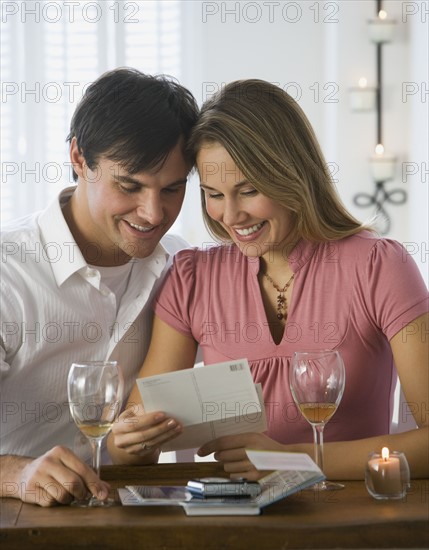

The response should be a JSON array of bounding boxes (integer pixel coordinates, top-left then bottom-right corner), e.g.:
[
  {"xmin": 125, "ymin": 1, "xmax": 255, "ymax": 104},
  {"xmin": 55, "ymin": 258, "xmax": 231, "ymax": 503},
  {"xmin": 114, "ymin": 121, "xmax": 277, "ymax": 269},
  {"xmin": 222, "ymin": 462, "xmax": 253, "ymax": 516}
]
[
  {"xmin": 90, "ymin": 438, "xmax": 102, "ymax": 478},
  {"xmin": 312, "ymin": 424, "xmax": 325, "ymax": 473}
]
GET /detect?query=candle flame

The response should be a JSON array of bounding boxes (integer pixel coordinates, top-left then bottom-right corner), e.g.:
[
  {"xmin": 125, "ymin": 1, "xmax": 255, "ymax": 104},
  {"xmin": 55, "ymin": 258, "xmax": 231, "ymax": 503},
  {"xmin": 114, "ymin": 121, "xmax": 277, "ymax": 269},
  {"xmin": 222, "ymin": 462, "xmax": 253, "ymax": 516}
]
[
  {"xmin": 379, "ymin": 10, "xmax": 387, "ymax": 20},
  {"xmin": 381, "ymin": 447, "xmax": 389, "ymax": 461},
  {"xmin": 358, "ymin": 77, "xmax": 368, "ymax": 88},
  {"xmin": 375, "ymin": 143, "xmax": 384, "ymax": 155}
]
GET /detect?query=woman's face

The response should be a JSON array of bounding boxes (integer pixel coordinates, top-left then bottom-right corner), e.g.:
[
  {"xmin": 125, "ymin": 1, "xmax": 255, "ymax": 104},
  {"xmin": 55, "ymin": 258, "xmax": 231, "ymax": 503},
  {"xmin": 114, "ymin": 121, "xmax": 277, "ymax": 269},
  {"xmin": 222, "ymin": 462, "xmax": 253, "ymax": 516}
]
[{"xmin": 197, "ymin": 142, "xmax": 294, "ymax": 260}]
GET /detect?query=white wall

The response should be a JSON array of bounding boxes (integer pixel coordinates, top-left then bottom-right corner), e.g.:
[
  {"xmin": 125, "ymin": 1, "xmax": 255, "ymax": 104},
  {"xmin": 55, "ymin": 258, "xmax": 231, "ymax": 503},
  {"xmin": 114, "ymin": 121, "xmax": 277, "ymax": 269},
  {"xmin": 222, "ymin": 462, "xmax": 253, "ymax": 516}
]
[
  {"xmin": 407, "ymin": 0, "xmax": 429, "ymax": 284},
  {"xmin": 176, "ymin": 0, "xmax": 428, "ymax": 283}
]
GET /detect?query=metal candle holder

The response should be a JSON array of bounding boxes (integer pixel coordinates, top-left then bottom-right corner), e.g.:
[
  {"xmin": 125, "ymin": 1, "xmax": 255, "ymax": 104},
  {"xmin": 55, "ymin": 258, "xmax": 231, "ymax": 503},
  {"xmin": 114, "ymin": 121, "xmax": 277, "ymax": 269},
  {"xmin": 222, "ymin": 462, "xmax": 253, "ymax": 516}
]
[{"xmin": 353, "ymin": 0, "xmax": 406, "ymax": 234}]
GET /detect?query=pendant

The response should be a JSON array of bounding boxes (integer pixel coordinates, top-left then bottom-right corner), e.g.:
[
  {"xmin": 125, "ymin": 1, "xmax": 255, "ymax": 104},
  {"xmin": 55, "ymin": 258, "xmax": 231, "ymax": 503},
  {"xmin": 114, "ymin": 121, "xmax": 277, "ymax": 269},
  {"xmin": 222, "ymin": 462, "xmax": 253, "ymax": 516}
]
[
  {"xmin": 276, "ymin": 293, "xmax": 286, "ymax": 320},
  {"xmin": 263, "ymin": 271, "xmax": 294, "ymax": 323},
  {"xmin": 277, "ymin": 295, "xmax": 286, "ymax": 307}
]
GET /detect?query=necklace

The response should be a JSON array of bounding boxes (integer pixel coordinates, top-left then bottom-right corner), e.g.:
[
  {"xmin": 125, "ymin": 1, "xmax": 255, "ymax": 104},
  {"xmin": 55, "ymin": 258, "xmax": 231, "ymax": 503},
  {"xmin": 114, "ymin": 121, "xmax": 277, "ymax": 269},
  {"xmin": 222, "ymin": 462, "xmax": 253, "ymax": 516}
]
[{"xmin": 263, "ymin": 271, "xmax": 295, "ymax": 321}]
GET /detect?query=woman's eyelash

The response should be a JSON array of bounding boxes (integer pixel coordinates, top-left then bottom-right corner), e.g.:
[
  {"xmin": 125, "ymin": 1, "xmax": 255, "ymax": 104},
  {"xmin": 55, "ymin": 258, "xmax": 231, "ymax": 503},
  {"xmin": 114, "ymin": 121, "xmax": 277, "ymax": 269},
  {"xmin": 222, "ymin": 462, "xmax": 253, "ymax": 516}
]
[{"xmin": 205, "ymin": 188, "xmax": 258, "ymax": 199}]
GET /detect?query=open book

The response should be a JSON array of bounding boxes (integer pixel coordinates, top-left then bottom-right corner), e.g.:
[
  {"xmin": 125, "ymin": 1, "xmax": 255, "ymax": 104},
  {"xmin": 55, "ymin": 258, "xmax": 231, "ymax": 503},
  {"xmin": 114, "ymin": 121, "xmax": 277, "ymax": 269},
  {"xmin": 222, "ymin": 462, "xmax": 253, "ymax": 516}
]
[{"xmin": 118, "ymin": 452, "xmax": 325, "ymax": 516}]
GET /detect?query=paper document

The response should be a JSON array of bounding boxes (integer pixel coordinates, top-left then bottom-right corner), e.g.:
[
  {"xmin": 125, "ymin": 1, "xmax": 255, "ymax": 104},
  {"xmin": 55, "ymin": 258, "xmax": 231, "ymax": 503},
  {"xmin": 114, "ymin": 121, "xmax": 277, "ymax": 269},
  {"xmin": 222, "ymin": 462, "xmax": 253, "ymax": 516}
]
[
  {"xmin": 246, "ymin": 450, "xmax": 323, "ymax": 473},
  {"xmin": 136, "ymin": 358, "xmax": 267, "ymax": 451},
  {"xmin": 118, "ymin": 486, "xmax": 261, "ymax": 515},
  {"xmin": 123, "ymin": 485, "xmax": 192, "ymax": 505},
  {"xmin": 256, "ymin": 468, "xmax": 325, "ymax": 508},
  {"xmin": 119, "ymin": 454, "xmax": 325, "ymax": 515}
]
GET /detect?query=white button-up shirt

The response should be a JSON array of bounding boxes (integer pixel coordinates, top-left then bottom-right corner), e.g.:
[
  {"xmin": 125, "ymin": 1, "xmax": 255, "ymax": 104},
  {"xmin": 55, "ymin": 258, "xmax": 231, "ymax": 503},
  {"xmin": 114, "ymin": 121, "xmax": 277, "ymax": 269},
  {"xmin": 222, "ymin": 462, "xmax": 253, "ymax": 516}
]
[{"xmin": 0, "ymin": 188, "xmax": 187, "ymax": 460}]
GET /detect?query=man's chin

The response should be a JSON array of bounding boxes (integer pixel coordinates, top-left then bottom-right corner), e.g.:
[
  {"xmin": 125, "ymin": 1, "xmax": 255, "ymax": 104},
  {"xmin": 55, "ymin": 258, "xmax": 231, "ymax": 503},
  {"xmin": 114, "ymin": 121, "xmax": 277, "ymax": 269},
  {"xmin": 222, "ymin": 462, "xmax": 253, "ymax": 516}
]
[{"xmin": 119, "ymin": 239, "xmax": 161, "ymax": 261}]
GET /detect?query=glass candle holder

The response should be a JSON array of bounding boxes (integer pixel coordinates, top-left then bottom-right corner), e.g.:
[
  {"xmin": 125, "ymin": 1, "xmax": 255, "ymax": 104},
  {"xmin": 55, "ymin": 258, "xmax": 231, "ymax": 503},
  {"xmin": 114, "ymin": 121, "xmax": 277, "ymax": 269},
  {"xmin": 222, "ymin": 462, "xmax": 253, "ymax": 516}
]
[
  {"xmin": 369, "ymin": 145, "xmax": 396, "ymax": 182},
  {"xmin": 365, "ymin": 450, "xmax": 410, "ymax": 500},
  {"xmin": 349, "ymin": 86, "xmax": 376, "ymax": 111},
  {"xmin": 367, "ymin": 11, "xmax": 396, "ymax": 44}
]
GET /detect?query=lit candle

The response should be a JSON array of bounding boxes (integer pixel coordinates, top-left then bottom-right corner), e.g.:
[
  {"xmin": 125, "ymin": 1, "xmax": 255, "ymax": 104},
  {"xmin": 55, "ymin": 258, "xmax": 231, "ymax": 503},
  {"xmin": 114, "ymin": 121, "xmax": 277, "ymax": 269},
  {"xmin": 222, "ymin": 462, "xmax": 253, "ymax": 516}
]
[
  {"xmin": 349, "ymin": 77, "xmax": 376, "ymax": 111},
  {"xmin": 358, "ymin": 77, "xmax": 368, "ymax": 88},
  {"xmin": 369, "ymin": 144, "xmax": 396, "ymax": 181},
  {"xmin": 368, "ymin": 447, "xmax": 402, "ymax": 494},
  {"xmin": 368, "ymin": 10, "xmax": 396, "ymax": 43}
]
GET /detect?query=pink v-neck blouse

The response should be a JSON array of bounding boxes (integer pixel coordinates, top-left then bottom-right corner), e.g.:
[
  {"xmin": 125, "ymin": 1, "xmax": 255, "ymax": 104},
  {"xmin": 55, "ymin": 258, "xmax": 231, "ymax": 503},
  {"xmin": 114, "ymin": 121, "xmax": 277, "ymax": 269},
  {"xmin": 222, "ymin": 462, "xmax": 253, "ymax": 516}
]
[{"xmin": 154, "ymin": 232, "xmax": 428, "ymax": 445}]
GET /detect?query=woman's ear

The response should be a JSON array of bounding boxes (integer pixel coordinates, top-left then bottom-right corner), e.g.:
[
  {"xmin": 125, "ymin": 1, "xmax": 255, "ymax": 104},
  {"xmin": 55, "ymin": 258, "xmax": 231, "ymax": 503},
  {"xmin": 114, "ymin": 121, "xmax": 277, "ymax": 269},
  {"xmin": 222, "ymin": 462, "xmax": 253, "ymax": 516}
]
[{"xmin": 69, "ymin": 136, "xmax": 86, "ymax": 179}]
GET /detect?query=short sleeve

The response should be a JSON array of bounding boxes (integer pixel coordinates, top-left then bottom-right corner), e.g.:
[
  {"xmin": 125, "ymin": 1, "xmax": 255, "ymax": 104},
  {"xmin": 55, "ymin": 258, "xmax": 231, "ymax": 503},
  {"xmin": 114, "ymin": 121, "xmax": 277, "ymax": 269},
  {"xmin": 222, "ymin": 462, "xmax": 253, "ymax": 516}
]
[
  {"xmin": 153, "ymin": 248, "xmax": 197, "ymax": 338},
  {"xmin": 365, "ymin": 239, "xmax": 429, "ymax": 340}
]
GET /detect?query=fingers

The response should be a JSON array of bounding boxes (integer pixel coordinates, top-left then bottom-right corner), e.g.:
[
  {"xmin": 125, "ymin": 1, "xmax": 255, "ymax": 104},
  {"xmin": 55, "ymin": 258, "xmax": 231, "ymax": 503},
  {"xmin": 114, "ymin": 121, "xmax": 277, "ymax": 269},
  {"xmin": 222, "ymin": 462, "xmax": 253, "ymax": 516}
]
[
  {"xmin": 57, "ymin": 447, "xmax": 110, "ymax": 501},
  {"xmin": 112, "ymin": 410, "xmax": 182, "ymax": 455},
  {"xmin": 19, "ymin": 446, "xmax": 110, "ymax": 507},
  {"xmin": 125, "ymin": 418, "xmax": 182, "ymax": 455},
  {"xmin": 198, "ymin": 434, "xmax": 252, "ymax": 457},
  {"xmin": 197, "ymin": 433, "xmax": 272, "ymax": 483},
  {"xmin": 198, "ymin": 432, "xmax": 276, "ymax": 457},
  {"xmin": 215, "ymin": 451, "xmax": 260, "ymax": 480},
  {"xmin": 212, "ymin": 448, "xmax": 262, "ymax": 482}
]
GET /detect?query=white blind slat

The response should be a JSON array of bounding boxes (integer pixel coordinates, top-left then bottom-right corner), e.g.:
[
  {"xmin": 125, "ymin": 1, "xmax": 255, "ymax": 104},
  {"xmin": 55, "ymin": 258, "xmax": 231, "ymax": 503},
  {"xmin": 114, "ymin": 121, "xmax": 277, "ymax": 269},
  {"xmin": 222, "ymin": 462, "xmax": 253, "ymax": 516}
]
[{"xmin": 1, "ymin": 0, "xmax": 181, "ymax": 225}]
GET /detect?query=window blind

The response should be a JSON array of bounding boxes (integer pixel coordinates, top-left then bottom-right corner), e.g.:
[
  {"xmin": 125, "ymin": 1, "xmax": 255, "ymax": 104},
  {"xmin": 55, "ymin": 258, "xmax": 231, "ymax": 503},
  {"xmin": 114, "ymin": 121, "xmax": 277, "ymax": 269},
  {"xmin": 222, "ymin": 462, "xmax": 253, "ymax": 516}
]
[{"xmin": 1, "ymin": 0, "xmax": 181, "ymax": 224}]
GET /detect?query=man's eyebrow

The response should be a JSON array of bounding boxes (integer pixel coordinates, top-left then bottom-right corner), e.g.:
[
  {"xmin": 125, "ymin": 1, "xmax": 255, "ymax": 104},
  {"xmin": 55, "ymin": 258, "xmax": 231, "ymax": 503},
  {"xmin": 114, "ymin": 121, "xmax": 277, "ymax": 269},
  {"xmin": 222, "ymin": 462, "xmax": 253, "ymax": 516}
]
[{"xmin": 113, "ymin": 174, "xmax": 188, "ymax": 187}]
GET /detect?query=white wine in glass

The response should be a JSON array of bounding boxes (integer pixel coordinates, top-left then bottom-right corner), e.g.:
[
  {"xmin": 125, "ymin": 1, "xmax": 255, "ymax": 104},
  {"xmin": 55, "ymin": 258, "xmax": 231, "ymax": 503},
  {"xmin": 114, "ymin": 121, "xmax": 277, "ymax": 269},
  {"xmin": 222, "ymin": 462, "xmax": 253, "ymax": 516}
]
[
  {"xmin": 68, "ymin": 360, "xmax": 124, "ymax": 506},
  {"xmin": 289, "ymin": 350, "xmax": 346, "ymax": 491}
]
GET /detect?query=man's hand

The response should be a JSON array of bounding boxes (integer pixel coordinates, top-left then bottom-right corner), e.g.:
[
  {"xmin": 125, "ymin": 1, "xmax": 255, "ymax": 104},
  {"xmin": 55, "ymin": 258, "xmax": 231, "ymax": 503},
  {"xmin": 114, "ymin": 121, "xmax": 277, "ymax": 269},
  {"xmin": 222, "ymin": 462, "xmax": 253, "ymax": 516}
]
[{"xmin": 0, "ymin": 446, "xmax": 110, "ymax": 507}]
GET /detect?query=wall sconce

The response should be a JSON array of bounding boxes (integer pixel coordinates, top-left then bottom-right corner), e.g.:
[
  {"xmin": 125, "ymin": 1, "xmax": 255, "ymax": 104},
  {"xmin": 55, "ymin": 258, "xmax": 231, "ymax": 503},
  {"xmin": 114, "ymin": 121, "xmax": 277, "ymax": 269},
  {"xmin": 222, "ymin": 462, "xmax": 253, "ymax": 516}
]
[
  {"xmin": 349, "ymin": 77, "xmax": 377, "ymax": 111},
  {"xmin": 367, "ymin": 9, "xmax": 396, "ymax": 43},
  {"xmin": 353, "ymin": 0, "xmax": 406, "ymax": 235},
  {"xmin": 369, "ymin": 143, "xmax": 396, "ymax": 181}
]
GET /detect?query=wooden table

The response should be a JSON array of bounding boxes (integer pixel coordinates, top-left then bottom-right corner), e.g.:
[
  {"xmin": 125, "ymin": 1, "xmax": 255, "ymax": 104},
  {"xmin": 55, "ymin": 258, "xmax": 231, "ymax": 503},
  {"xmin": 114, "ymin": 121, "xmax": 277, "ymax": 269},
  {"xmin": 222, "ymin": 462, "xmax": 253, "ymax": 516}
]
[{"xmin": 1, "ymin": 463, "xmax": 428, "ymax": 549}]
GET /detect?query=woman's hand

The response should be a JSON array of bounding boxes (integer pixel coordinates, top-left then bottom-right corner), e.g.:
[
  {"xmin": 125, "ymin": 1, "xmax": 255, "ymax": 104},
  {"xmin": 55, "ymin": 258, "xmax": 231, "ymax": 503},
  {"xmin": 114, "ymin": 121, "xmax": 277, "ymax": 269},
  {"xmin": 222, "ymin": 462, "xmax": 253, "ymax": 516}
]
[
  {"xmin": 197, "ymin": 433, "xmax": 283, "ymax": 480},
  {"xmin": 112, "ymin": 404, "xmax": 182, "ymax": 456}
]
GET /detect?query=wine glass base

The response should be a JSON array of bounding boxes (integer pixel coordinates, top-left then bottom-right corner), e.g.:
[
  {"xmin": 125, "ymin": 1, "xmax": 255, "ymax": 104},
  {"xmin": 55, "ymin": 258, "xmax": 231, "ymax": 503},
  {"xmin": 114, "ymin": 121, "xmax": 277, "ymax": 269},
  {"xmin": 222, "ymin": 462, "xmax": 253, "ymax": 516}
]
[
  {"xmin": 70, "ymin": 497, "xmax": 118, "ymax": 507},
  {"xmin": 307, "ymin": 481, "xmax": 345, "ymax": 491}
]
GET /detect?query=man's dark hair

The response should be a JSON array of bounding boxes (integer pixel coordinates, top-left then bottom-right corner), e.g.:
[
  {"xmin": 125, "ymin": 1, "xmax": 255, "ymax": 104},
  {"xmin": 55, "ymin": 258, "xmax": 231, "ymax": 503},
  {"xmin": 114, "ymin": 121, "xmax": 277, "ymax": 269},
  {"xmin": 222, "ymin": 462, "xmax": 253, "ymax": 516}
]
[{"xmin": 67, "ymin": 67, "xmax": 199, "ymax": 181}]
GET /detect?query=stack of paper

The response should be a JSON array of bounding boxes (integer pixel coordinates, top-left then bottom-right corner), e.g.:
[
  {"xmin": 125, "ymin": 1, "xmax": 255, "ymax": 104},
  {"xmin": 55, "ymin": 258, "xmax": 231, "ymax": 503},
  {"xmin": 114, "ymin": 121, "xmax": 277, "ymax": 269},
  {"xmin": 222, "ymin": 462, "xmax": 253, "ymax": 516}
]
[{"xmin": 119, "ymin": 451, "xmax": 325, "ymax": 516}]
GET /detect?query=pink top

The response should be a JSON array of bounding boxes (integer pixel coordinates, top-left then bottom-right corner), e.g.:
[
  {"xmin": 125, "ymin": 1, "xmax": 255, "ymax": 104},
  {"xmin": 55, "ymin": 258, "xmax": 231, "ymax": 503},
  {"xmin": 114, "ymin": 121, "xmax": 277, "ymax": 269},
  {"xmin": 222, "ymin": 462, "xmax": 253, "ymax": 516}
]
[{"xmin": 154, "ymin": 232, "xmax": 428, "ymax": 445}]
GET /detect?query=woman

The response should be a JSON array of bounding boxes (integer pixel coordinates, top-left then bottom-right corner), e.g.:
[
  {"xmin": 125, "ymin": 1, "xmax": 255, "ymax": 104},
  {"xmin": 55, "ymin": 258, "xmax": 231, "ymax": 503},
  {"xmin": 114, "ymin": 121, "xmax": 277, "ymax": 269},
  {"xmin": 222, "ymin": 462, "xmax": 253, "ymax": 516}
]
[{"xmin": 108, "ymin": 80, "xmax": 428, "ymax": 480}]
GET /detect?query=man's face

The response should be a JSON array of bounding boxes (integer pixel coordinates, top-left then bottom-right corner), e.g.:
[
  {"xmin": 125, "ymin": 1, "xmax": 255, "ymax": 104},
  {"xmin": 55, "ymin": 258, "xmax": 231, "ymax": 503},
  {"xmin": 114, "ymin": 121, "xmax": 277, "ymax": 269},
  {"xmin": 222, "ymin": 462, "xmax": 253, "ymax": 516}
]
[{"xmin": 73, "ymin": 142, "xmax": 190, "ymax": 266}]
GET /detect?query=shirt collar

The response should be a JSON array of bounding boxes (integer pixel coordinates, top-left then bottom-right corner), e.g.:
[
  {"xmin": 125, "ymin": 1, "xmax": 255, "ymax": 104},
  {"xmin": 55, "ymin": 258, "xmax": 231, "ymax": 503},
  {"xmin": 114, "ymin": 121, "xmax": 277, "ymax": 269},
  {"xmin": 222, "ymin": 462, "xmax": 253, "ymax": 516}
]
[
  {"xmin": 38, "ymin": 187, "xmax": 170, "ymax": 287},
  {"xmin": 248, "ymin": 238, "xmax": 317, "ymax": 275},
  {"xmin": 38, "ymin": 187, "xmax": 88, "ymax": 287},
  {"xmin": 137, "ymin": 241, "xmax": 169, "ymax": 279}
]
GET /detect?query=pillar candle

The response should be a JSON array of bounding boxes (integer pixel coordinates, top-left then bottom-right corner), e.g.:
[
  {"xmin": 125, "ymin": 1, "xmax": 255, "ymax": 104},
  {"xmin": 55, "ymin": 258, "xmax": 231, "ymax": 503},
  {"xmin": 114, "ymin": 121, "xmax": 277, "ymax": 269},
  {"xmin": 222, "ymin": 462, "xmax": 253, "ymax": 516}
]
[{"xmin": 368, "ymin": 447, "xmax": 402, "ymax": 494}]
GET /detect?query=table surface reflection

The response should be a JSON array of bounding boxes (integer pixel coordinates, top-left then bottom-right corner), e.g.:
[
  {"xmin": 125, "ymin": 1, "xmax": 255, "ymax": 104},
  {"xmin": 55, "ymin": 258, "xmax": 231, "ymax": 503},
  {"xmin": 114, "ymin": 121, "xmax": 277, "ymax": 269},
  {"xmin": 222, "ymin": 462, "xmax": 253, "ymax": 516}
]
[{"xmin": 1, "ymin": 462, "xmax": 428, "ymax": 549}]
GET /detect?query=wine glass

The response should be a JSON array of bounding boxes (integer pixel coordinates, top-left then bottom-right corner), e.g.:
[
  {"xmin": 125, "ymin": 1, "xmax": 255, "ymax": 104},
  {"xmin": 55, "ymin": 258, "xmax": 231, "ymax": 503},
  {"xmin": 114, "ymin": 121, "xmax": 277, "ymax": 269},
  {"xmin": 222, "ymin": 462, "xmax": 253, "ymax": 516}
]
[
  {"xmin": 67, "ymin": 360, "xmax": 124, "ymax": 506},
  {"xmin": 289, "ymin": 350, "xmax": 345, "ymax": 491}
]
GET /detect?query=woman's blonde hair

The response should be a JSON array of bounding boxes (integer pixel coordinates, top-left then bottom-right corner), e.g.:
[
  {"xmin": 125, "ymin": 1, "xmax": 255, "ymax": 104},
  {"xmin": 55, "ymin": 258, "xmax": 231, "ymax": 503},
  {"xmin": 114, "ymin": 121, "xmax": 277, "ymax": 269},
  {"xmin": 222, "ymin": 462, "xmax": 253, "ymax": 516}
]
[{"xmin": 188, "ymin": 79, "xmax": 370, "ymax": 243}]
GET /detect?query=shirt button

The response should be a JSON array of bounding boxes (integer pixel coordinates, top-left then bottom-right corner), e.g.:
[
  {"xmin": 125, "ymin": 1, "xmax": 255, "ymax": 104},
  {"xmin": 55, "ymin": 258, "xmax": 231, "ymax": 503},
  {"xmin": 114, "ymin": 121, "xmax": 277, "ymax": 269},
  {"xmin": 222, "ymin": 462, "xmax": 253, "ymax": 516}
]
[{"xmin": 101, "ymin": 289, "xmax": 110, "ymax": 297}]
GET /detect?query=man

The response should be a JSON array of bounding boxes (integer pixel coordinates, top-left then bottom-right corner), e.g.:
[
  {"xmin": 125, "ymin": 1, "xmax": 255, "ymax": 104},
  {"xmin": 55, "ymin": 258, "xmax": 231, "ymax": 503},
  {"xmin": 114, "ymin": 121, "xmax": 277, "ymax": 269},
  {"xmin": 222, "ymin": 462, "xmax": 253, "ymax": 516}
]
[{"xmin": 0, "ymin": 68, "xmax": 198, "ymax": 506}]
